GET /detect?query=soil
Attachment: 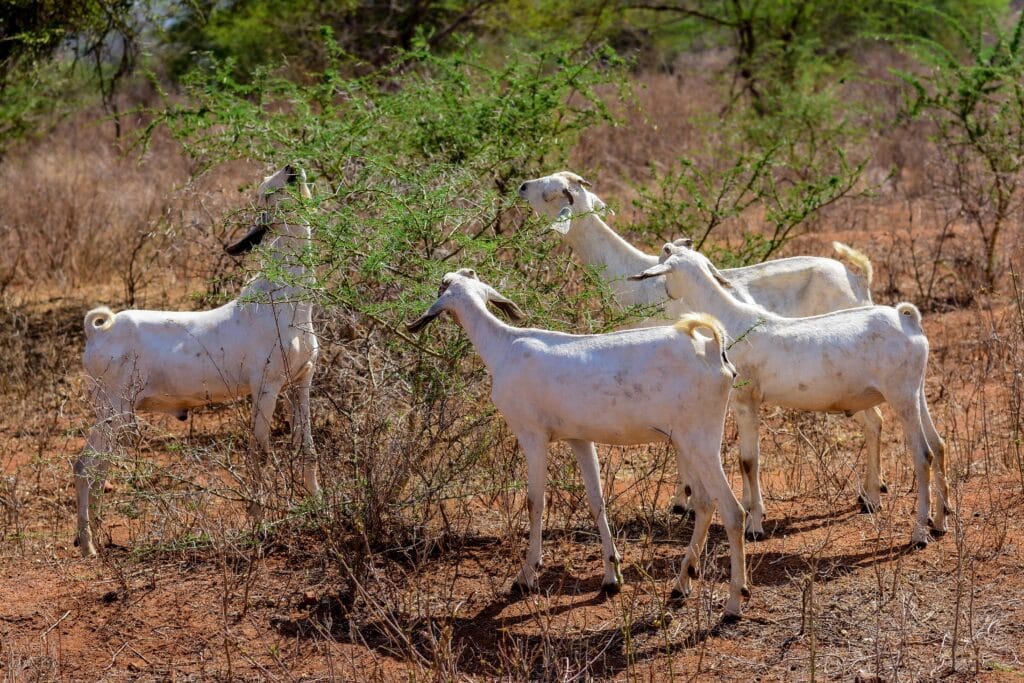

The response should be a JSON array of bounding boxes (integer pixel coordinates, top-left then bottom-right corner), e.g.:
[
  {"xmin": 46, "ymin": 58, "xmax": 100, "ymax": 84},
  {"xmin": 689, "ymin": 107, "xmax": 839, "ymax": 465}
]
[
  {"xmin": 2, "ymin": 288, "xmax": 1024, "ymax": 680},
  {"xmin": 2, "ymin": 174, "xmax": 1024, "ymax": 681}
]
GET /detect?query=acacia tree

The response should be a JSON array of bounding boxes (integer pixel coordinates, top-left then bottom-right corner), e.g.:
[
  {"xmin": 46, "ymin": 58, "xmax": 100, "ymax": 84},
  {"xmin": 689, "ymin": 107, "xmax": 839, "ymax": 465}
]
[
  {"xmin": 0, "ymin": 0, "xmax": 144, "ymax": 148},
  {"xmin": 896, "ymin": 9, "xmax": 1024, "ymax": 289},
  {"xmin": 140, "ymin": 40, "xmax": 631, "ymax": 546}
]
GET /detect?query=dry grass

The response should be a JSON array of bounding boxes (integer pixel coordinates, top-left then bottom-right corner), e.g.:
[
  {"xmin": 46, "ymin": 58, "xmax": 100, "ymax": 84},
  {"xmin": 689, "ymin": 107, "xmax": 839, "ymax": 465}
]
[
  {"xmin": 2, "ymin": 57, "xmax": 1024, "ymax": 681},
  {"xmin": 0, "ymin": 116, "xmax": 260, "ymax": 309}
]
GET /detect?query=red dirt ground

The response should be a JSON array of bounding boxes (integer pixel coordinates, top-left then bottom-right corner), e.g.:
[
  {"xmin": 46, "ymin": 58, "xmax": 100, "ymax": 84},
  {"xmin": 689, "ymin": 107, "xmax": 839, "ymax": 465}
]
[{"xmin": 3, "ymin": 208, "xmax": 1024, "ymax": 681}]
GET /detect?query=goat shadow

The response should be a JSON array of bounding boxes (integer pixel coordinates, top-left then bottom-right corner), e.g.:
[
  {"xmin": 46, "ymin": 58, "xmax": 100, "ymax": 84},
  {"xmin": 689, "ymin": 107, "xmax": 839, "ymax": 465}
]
[
  {"xmin": 271, "ymin": 582, "xmax": 747, "ymax": 679},
  {"xmin": 268, "ymin": 504, "xmax": 912, "ymax": 676}
]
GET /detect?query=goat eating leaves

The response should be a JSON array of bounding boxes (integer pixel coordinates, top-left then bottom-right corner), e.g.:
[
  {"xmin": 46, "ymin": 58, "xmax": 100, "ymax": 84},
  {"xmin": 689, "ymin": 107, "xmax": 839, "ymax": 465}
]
[{"xmin": 75, "ymin": 165, "xmax": 320, "ymax": 557}]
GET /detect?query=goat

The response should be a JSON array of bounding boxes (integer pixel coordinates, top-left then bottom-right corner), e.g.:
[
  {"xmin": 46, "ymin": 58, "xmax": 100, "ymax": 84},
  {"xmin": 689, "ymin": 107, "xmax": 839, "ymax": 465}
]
[
  {"xmin": 518, "ymin": 170, "xmax": 886, "ymax": 516},
  {"xmin": 406, "ymin": 269, "xmax": 750, "ymax": 617},
  {"xmin": 631, "ymin": 242, "xmax": 949, "ymax": 547},
  {"xmin": 75, "ymin": 164, "xmax": 319, "ymax": 557}
]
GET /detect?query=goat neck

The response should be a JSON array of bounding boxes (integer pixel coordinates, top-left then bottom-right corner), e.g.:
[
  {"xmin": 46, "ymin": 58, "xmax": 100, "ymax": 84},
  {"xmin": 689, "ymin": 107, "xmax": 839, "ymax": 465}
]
[
  {"xmin": 449, "ymin": 294, "xmax": 519, "ymax": 375},
  {"xmin": 564, "ymin": 211, "xmax": 657, "ymax": 279},
  {"xmin": 666, "ymin": 260, "xmax": 779, "ymax": 352},
  {"xmin": 241, "ymin": 218, "xmax": 311, "ymax": 302}
]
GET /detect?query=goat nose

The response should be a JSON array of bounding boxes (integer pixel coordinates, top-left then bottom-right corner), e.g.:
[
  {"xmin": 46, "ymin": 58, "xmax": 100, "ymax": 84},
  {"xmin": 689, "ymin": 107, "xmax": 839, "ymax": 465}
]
[{"xmin": 518, "ymin": 182, "xmax": 527, "ymax": 197}]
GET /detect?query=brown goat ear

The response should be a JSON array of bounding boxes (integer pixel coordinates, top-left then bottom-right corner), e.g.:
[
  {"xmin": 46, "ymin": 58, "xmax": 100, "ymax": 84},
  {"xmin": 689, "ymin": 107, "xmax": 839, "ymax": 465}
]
[
  {"xmin": 487, "ymin": 288, "xmax": 527, "ymax": 322},
  {"xmin": 407, "ymin": 297, "xmax": 448, "ymax": 333}
]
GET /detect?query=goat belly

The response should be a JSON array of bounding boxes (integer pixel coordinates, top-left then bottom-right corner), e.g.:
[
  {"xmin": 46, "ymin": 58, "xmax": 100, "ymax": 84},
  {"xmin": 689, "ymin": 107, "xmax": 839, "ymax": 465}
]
[{"xmin": 767, "ymin": 385, "xmax": 885, "ymax": 413}]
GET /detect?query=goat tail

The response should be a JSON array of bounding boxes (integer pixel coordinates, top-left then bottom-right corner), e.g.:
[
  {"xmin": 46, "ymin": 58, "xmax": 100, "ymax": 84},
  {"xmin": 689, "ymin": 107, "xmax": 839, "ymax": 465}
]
[
  {"xmin": 675, "ymin": 313, "xmax": 737, "ymax": 377},
  {"xmin": 895, "ymin": 302, "xmax": 923, "ymax": 331},
  {"xmin": 84, "ymin": 306, "xmax": 116, "ymax": 338},
  {"xmin": 832, "ymin": 241, "xmax": 874, "ymax": 287},
  {"xmin": 675, "ymin": 312, "xmax": 725, "ymax": 345}
]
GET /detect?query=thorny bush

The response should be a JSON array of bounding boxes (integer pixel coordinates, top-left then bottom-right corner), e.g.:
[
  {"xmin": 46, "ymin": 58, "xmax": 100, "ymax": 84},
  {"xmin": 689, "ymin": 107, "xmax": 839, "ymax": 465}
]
[{"xmin": 136, "ymin": 39, "xmax": 636, "ymax": 564}]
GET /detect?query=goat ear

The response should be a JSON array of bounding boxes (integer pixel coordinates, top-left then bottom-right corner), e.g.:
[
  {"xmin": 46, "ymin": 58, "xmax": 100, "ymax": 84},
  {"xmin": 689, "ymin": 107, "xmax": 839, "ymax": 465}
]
[
  {"xmin": 406, "ymin": 301, "xmax": 446, "ymax": 334},
  {"xmin": 488, "ymin": 291, "xmax": 527, "ymax": 322},
  {"xmin": 628, "ymin": 263, "xmax": 672, "ymax": 280},
  {"xmin": 588, "ymin": 191, "xmax": 612, "ymax": 215},
  {"xmin": 565, "ymin": 172, "xmax": 591, "ymax": 188},
  {"xmin": 225, "ymin": 224, "xmax": 269, "ymax": 255},
  {"xmin": 709, "ymin": 264, "xmax": 733, "ymax": 288},
  {"xmin": 406, "ymin": 311, "xmax": 440, "ymax": 334},
  {"xmin": 673, "ymin": 237, "xmax": 693, "ymax": 248},
  {"xmin": 285, "ymin": 165, "xmax": 308, "ymax": 187}
]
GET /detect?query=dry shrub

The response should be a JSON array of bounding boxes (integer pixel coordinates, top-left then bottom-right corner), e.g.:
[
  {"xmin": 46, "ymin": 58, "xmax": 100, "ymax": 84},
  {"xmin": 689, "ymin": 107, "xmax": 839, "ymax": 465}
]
[
  {"xmin": 573, "ymin": 50, "xmax": 731, "ymax": 207},
  {"xmin": 0, "ymin": 108, "xmax": 258, "ymax": 309}
]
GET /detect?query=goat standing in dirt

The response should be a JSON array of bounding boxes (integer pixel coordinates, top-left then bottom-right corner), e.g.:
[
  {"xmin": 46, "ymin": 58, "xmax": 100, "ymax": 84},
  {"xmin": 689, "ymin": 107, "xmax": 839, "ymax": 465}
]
[
  {"xmin": 632, "ymin": 242, "xmax": 948, "ymax": 546},
  {"xmin": 407, "ymin": 269, "xmax": 749, "ymax": 617},
  {"xmin": 75, "ymin": 165, "xmax": 319, "ymax": 557}
]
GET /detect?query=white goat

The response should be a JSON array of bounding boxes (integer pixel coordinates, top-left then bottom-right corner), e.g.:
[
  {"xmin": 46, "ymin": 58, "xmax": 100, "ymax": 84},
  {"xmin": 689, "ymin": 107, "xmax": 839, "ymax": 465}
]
[
  {"xmin": 75, "ymin": 164, "xmax": 320, "ymax": 557},
  {"xmin": 406, "ymin": 269, "xmax": 749, "ymax": 616},
  {"xmin": 631, "ymin": 242, "xmax": 949, "ymax": 547},
  {"xmin": 518, "ymin": 170, "xmax": 887, "ymax": 516}
]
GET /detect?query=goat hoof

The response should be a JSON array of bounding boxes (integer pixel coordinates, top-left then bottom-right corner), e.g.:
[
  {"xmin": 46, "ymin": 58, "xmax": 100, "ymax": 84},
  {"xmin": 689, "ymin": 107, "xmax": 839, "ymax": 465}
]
[
  {"xmin": 509, "ymin": 581, "xmax": 536, "ymax": 598},
  {"xmin": 910, "ymin": 538, "xmax": 928, "ymax": 551},
  {"xmin": 671, "ymin": 504, "xmax": 692, "ymax": 517},
  {"xmin": 600, "ymin": 581, "xmax": 621, "ymax": 596},
  {"xmin": 879, "ymin": 482, "xmax": 890, "ymax": 494},
  {"xmin": 687, "ymin": 564, "xmax": 698, "ymax": 579},
  {"xmin": 721, "ymin": 612, "xmax": 742, "ymax": 624},
  {"xmin": 858, "ymin": 496, "xmax": 879, "ymax": 514},
  {"xmin": 668, "ymin": 588, "xmax": 689, "ymax": 605},
  {"xmin": 741, "ymin": 585, "xmax": 751, "ymax": 599},
  {"xmin": 928, "ymin": 517, "xmax": 948, "ymax": 537},
  {"xmin": 73, "ymin": 535, "xmax": 80, "ymax": 547},
  {"xmin": 744, "ymin": 530, "xmax": 763, "ymax": 542}
]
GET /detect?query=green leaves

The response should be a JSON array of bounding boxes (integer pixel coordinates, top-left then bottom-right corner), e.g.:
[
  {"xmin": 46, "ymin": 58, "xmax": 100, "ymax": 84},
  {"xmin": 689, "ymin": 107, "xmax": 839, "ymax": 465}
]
[
  {"xmin": 632, "ymin": 135, "xmax": 867, "ymax": 265},
  {"xmin": 894, "ymin": 7, "xmax": 1024, "ymax": 286},
  {"xmin": 142, "ymin": 36, "xmax": 630, "ymax": 365},
  {"xmin": 137, "ymin": 40, "xmax": 633, "ymax": 542}
]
